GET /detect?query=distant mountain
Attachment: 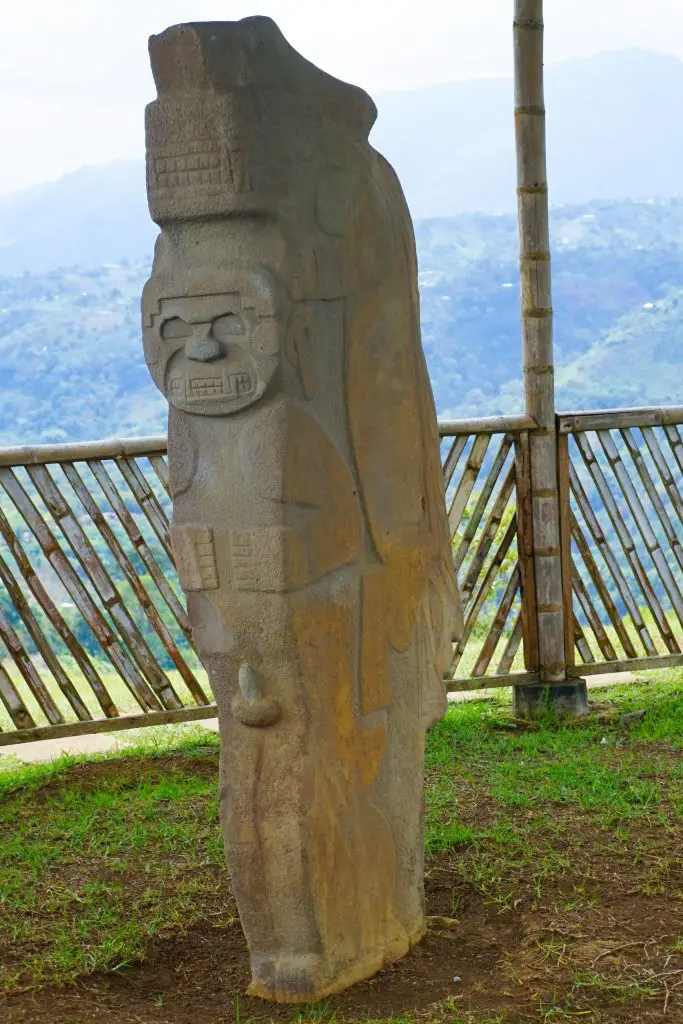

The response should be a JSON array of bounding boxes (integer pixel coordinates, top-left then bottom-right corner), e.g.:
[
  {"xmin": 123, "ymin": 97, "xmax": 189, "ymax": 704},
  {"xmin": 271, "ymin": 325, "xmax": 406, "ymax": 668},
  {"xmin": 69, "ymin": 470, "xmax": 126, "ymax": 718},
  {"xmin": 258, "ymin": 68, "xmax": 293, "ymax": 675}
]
[
  {"xmin": 0, "ymin": 162, "xmax": 153, "ymax": 277},
  {"xmin": 557, "ymin": 288, "xmax": 683, "ymax": 410},
  {"xmin": 2, "ymin": 197, "xmax": 682, "ymax": 445},
  {"xmin": 416, "ymin": 198, "xmax": 683, "ymax": 419},
  {"xmin": 374, "ymin": 48, "xmax": 683, "ymax": 217},
  {"xmin": 0, "ymin": 49, "xmax": 682, "ymax": 276},
  {"xmin": 0, "ymin": 262, "xmax": 162, "ymax": 444}
]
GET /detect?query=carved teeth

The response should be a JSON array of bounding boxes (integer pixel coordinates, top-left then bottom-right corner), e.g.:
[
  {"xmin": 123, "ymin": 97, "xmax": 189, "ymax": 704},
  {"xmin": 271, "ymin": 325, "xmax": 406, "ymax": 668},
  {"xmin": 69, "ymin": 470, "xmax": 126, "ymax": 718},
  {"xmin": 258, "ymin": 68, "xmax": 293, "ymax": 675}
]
[
  {"xmin": 190, "ymin": 377, "xmax": 226, "ymax": 397},
  {"xmin": 169, "ymin": 374, "xmax": 254, "ymax": 401}
]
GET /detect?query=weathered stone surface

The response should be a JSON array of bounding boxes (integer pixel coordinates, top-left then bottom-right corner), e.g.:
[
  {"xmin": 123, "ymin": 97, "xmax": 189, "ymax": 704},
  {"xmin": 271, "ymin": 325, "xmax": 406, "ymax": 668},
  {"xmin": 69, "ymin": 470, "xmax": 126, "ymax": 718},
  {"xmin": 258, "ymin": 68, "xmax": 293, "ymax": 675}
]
[{"xmin": 142, "ymin": 16, "xmax": 462, "ymax": 1003}]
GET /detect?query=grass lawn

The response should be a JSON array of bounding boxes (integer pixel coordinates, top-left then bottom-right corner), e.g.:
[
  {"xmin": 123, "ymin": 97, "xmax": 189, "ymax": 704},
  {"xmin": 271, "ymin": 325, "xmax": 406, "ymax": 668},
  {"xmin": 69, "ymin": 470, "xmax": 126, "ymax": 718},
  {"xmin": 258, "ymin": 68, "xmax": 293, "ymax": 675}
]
[{"xmin": 0, "ymin": 674, "xmax": 681, "ymax": 1023}]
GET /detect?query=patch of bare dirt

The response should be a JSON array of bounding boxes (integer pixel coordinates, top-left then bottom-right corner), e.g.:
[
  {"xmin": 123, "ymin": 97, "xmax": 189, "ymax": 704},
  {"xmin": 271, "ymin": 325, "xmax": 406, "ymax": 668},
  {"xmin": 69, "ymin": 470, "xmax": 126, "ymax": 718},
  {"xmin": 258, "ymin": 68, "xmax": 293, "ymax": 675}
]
[
  {"xmin": 3, "ymin": 751, "xmax": 681, "ymax": 1023},
  {"xmin": 2, "ymin": 849, "xmax": 680, "ymax": 1024}
]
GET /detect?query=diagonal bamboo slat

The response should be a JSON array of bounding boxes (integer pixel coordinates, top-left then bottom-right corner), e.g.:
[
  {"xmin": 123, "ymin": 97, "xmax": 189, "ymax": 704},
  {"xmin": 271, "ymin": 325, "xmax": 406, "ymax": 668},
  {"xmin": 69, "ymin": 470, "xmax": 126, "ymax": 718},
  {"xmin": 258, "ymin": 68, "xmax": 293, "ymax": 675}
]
[
  {"xmin": 442, "ymin": 436, "xmax": 468, "ymax": 494},
  {"xmin": 448, "ymin": 434, "xmax": 491, "ymax": 536},
  {"xmin": 472, "ymin": 566, "xmax": 521, "ymax": 677},
  {"xmin": 568, "ymin": 460, "xmax": 656, "ymax": 657},
  {"xmin": 497, "ymin": 612, "xmax": 523, "ymax": 674},
  {"xmin": 453, "ymin": 435, "xmax": 513, "ymax": 572}
]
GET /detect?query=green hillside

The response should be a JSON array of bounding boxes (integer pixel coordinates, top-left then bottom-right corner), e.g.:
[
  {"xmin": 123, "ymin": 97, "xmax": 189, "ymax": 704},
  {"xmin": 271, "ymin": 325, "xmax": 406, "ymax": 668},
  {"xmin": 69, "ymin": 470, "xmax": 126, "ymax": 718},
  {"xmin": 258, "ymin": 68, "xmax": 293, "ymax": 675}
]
[
  {"xmin": 558, "ymin": 288, "xmax": 683, "ymax": 409},
  {"xmin": 418, "ymin": 198, "xmax": 683, "ymax": 418},
  {"xmin": 1, "ymin": 197, "xmax": 683, "ymax": 446},
  {"xmin": 0, "ymin": 262, "xmax": 163, "ymax": 444}
]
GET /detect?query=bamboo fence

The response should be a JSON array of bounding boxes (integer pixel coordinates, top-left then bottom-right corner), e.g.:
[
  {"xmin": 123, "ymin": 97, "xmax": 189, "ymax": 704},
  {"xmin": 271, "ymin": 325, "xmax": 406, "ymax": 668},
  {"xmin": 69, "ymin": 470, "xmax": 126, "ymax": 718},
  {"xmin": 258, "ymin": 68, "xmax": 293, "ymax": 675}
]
[
  {"xmin": 0, "ymin": 439, "xmax": 215, "ymax": 744},
  {"xmin": 2, "ymin": 405, "xmax": 681, "ymax": 742}
]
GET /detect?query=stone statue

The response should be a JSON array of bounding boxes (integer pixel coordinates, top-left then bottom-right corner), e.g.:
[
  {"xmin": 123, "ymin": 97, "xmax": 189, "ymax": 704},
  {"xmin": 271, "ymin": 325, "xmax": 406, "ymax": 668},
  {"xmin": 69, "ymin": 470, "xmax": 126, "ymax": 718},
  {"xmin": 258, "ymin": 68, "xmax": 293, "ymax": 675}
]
[{"xmin": 141, "ymin": 16, "xmax": 463, "ymax": 1004}]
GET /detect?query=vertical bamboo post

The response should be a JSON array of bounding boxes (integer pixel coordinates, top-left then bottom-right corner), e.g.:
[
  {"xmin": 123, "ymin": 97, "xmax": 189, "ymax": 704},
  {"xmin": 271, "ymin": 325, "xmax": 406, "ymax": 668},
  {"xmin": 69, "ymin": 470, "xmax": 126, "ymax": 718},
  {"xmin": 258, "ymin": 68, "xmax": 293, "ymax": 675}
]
[{"xmin": 512, "ymin": 0, "xmax": 587, "ymax": 716}]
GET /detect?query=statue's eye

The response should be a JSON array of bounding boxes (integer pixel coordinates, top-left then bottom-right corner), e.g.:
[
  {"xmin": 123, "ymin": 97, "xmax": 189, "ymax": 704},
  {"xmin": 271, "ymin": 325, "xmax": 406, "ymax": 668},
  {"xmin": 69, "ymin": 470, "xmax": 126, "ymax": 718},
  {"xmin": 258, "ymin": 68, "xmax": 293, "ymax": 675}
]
[
  {"xmin": 212, "ymin": 314, "xmax": 245, "ymax": 341},
  {"xmin": 160, "ymin": 317, "xmax": 192, "ymax": 340}
]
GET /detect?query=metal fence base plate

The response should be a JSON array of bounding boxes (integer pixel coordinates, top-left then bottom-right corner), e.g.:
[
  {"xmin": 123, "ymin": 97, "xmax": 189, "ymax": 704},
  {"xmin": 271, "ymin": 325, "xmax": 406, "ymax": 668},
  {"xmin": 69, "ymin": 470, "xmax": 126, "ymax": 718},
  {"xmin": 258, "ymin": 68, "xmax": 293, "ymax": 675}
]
[{"xmin": 513, "ymin": 679, "xmax": 589, "ymax": 719}]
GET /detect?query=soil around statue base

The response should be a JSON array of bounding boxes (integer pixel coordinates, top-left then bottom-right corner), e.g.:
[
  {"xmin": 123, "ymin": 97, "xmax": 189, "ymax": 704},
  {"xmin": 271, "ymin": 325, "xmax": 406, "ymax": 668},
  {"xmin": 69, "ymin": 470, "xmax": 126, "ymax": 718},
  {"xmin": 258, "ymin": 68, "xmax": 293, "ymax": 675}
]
[{"xmin": 1, "ymin": 847, "xmax": 675, "ymax": 1024}]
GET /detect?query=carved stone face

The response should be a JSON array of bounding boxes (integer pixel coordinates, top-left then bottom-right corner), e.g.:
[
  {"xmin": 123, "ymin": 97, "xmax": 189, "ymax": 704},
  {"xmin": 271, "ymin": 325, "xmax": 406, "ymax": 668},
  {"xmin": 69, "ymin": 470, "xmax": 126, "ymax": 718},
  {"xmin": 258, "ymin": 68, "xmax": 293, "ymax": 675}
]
[{"xmin": 142, "ymin": 269, "xmax": 285, "ymax": 416}]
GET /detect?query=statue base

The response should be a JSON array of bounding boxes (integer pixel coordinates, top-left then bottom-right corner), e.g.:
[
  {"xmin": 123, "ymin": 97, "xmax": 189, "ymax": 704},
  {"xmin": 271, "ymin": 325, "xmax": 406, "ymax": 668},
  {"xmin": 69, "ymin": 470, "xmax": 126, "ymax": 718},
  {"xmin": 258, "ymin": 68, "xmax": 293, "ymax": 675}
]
[{"xmin": 246, "ymin": 925, "xmax": 424, "ymax": 1003}]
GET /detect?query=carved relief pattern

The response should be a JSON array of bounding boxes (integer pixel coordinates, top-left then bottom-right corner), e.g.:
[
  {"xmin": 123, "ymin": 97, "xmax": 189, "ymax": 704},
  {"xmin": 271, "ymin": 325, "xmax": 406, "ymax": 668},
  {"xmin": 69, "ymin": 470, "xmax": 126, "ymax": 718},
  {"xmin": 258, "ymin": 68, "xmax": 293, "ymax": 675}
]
[
  {"xmin": 170, "ymin": 524, "xmax": 219, "ymax": 592},
  {"xmin": 149, "ymin": 142, "xmax": 224, "ymax": 191}
]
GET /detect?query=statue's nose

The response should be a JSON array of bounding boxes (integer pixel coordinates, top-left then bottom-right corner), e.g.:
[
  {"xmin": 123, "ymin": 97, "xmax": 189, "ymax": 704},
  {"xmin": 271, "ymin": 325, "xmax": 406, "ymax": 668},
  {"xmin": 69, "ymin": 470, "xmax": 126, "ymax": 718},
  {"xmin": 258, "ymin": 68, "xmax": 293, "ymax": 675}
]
[{"xmin": 185, "ymin": 325, "xmax": 223, "ymax": 362}]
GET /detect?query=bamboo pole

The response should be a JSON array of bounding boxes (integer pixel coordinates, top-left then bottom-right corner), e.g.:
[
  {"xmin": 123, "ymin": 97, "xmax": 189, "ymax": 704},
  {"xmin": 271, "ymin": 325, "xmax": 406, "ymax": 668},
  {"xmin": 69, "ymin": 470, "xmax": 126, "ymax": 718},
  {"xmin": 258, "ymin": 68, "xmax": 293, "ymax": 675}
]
[
  {"xmin": 0, "ymin": 704, "xmax": 219, "ymax": 747},
  {"xmin": 0, "ymin": 435, "xmax": 168, "ymax": 467},
  {"xmin": 514, "ymin": 0, "xmax": 566, "ymax": 687},
  {"xmin": 558, "ymin": 405, "xmax": 683, "ymax": 434},
  {"xmin": 438, "ymin": 414, "xmax": 536, "ymax": 437}
]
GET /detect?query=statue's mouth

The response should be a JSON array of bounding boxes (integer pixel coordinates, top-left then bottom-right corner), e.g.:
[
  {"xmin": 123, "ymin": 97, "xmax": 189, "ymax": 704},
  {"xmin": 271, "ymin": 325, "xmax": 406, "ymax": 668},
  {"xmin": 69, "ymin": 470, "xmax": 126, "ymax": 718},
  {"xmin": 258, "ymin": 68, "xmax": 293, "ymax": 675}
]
[{"xmin": 169, "ymin": 372, "xmax": 254, "ymax": 402}]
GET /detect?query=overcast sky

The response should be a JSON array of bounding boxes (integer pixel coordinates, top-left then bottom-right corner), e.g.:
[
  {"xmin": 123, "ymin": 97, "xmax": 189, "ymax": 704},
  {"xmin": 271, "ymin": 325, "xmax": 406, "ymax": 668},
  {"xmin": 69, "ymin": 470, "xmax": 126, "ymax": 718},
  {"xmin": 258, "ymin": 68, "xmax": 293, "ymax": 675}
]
[{"xmin": 1, "ymin": 0, "xmax": 682, "ymax": 196}]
